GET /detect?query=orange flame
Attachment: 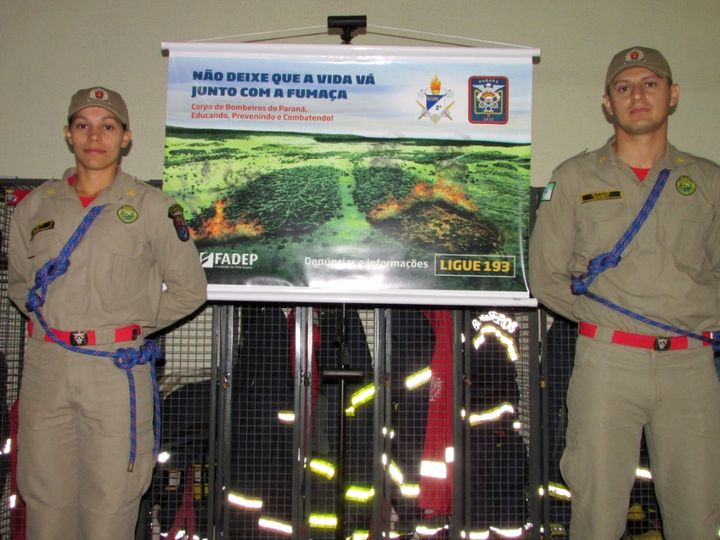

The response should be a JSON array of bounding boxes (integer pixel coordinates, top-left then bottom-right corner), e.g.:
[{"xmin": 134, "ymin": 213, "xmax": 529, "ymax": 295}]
[
  {"xmin": 369, "ymin": 195, "xmax": 402, "ymax": 220},
  {"xmin": 429, "ymin": 75, "xmax": 442, "ymax": 95},
  {"xmin": 369, "ymin": 177, "xmax": 476, "ymax": 221},
  {"xmin": 433, "ymin": 178, "xmax": 477, "ymax": 212},
  {"xmin": 191, "ymin": 199, "xmax": 264, "ymax": 240}
]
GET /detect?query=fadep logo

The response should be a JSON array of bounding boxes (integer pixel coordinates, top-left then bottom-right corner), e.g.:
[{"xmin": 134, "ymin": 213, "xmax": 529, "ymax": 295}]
[{"xmin": 200, "ymin": 251, "xmax": 258, "ymax": 269}]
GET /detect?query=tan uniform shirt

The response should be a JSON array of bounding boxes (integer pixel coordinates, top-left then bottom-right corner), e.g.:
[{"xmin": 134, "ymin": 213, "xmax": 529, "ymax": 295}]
[
  {"xmin": 529, "ymin": 139, "xmax": 720, "ymax": 335},
  {"xmin": 8, "ymin": 168, "xmax": 207, "ymax": 339}
]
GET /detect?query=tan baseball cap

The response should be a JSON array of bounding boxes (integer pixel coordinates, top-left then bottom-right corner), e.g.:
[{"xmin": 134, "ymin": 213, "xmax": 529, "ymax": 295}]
[
  {"xmin": 67, "ymin": 86, "xmax": 129, "ymax": 128},
  {"xmin": 605, "ymin": 46, "xmax": 672, "ymax": 89}
]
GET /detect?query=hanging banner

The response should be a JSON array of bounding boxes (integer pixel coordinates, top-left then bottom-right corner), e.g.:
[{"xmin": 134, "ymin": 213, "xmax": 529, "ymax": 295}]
[{"xmin": 162, "ymin": 42, "xmax": 538, "ymax": 306}]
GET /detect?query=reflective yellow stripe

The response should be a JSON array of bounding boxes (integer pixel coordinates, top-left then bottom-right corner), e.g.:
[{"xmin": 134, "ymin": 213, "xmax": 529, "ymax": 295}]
[
  {"xmin": 388, "ymin": 459, "xmax": 404, "ymax": 485},
  {"xmin": 400, "ymin": 483, "xmax": 420, "ymax": 497},
  {"xmin": 490, "ymin": 525, "xmax": 526, "ymax": 538},
  {"xmin": 350, "ymin": 383, "xmax": 375, "ymax": 406},
  {"xmin": 308, "ymin": 458, "xmax": 336, "ymax": 479},
  {"xmin": 472, "ymin": 324, "xmax": 518, "ymax": 361},
  {"xmin": 258, "ymin": 516, "xmax": 292, "ymax": 536},
  {"xmin": 308, "ymin": 513, "xmax": 337, "ymax": 528},
  {"xmin": 462, "ymin": 530, "xmax": 490, "ymax": 540},
  {"xmin": 548, "ymin": 482, "xmax": 571, "ymax": 501},
  {"xmin": 405, "ymin": 367, "xmax": 432, "ymax": 389},
  {"xmin": 345, "ymin": 485, "xmax": 375, "ymax": 503},
  {"xmin": 227, "ymin": 490, "xmax": 263, "ymax": 510},
  {"xmin": 415, "ymin": 524, "xmax": 448, "ymax": 536},
  {"xmin": 468, "ymin": 402, "xmax": 515, "ymax": 425},
  {"xmin": 420, "ymin": 459, "xmax": 447, "ymax": 479},
  {"xmin": 346, "ymin": 383, "xmax": 376, "ymax": 416},
  {"xmin": 277, "ymin": 410, "xmax": 295, "ymax": 424}
]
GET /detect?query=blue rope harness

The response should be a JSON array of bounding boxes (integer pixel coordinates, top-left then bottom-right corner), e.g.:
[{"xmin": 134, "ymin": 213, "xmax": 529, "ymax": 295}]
[
  {"xmin": 26, "ymin": 205, "xmax": 162, "ymax": 471},
  {"xmin": 570, "ymin": 168, "xmax": 719, "ymax": 348}
]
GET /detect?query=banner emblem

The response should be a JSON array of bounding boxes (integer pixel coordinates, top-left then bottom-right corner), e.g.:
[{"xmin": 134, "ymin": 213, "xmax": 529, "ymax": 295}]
[
  {"xmin": 416, "ymin": 75, "xmax": 455, "ymax": 124},
  {"xmin": 469, "ymin": 76, "xmax": 508, "ymax": 124}
]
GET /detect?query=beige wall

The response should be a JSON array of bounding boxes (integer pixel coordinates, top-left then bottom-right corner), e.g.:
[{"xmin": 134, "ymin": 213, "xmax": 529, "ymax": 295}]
[{"xmin": 1, "ymin": 0, "xmax": 718, "ymax": 187}]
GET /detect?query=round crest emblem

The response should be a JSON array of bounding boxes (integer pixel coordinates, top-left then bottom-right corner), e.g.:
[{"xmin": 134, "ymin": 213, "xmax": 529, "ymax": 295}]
[
  {"xmin": 117, "ymin": 204, "xmax": 139, "ymax": 223},
  {"xmin": 675, "ymin": 176, "xmax": 696, "ymax": 196},
  {"xmin": 625, "ymin": 48, "xmax": 644, "ymax": 63}
]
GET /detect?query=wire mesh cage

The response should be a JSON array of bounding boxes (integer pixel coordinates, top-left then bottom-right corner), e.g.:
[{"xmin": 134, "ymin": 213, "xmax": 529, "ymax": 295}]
[
  {"xmin": 1, "ymin": 181, "xmax": 44, "ymax": 539},
  {"xmin": 0, "ymin": 177, "xmax": 673, "ymax": 540},
  {"xmin": 540, "ymin": 313, "xmax": 665, "ymax": 539}
]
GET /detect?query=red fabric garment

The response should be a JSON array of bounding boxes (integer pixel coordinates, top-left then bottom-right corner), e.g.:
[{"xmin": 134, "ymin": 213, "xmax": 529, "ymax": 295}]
[
  {"xmin": 631, "ymin": 167, "xmax": 651, "ymax": 181},
  {"xmin": 10, "ymin": 399, "xmax": 26, "ymax": 540},
  {"xmin": 67, "ymin": 174, "xmax": 97, "ymax": 206},
  {"xmin": 4, "ymin": 188, "xmax": 32, "ymax": 206},
  {"xmin": 167, "ymin": 467, "xmax": 197, "ymax": 540},
  {"xmin": 418, "ymin": 309, "xmax": 453, "ymax": 515}
]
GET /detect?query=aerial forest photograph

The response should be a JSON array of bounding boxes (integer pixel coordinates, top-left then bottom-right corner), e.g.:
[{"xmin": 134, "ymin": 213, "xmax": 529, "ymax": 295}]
[{"xmin": 162, "ymin": 128, "xmax": 530, "ymax": 292}]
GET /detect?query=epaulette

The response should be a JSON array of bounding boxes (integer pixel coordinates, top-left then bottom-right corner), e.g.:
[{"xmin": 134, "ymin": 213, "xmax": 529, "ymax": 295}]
[{"xmin": 551, "ymin": 148, "xmax": 589, "ymax": 175}]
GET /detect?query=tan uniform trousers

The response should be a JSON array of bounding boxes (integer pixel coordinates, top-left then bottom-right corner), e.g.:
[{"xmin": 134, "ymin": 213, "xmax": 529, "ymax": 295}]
[
  {"xmin": 17, "ymin": 339, "xmax": 154, "ymax": 540},
  {"xmin": 561, "ymin": 334, "xmax": 720, "ymax": 539}
]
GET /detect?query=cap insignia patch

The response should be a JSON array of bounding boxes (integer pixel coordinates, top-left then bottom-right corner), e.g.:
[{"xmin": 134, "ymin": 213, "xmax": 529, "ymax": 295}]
[
  {"xmin": 625, "ymin": 48, "xmax": 644, "ymax": 63},
  {"xmin": 89, "ymin": 88, "xmax": 110, "ymax": 103}
]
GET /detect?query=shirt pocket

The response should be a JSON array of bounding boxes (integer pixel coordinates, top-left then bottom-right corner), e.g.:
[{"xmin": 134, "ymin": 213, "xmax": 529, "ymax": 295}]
[
  {"xmin": 577, "ymin": 199, "xmax": 628, "ymax": 257},
  {"xmin": 658, "ymin": 203, "xmax": 711, "ymax": 269},
  {"xmin": 28, "ymin": 230, "xmax": 64, "ymax": 274},
  {"xmin": 99, "ymin": 229, "xmax": 152, "ymax": 296}
]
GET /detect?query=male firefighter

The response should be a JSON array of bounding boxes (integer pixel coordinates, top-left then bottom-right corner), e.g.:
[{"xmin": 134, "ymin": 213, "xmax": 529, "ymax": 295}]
[{"xmin": 529, "ymin": 47, "xmax": 720, "ymax": 539}]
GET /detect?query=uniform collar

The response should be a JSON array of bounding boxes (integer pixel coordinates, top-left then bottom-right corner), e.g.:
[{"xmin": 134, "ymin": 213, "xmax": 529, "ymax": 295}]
[
  {"xmin": 595, "ymin": 137, "xmax": 695, "ymax": 172},
  {"xmin": 59, "ymin": 167, "xmax": 136, "ymax": 203}
]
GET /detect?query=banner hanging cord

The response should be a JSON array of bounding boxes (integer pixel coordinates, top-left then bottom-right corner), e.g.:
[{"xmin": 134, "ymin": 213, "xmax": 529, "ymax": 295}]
[{"xmin": 187, "ymin": 24, "xmax": 535, "ymax": 50}]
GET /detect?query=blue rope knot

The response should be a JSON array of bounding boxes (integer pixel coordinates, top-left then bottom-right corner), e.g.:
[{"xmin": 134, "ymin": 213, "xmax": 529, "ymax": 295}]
[
  {"xmin": 571, "ymin": 251, "xmax": 623, "ymax": 296},
  {"xmin": 111, "ymin": 340, "xmax": 163, "ymax": 471},
  {"xmin": 26, "ymin": 256, "xmax": 71, "ymax": 312},
  {"xmin": 588, "ymin": 251, "xmax": 621, "ymax": 272},
  {"xmin": 113, "ymin": 347, "xmax": 143, "ymax": 371},
  {"xmin": 570, "ymin": 277, "xmax": 588, "ymax": 295},
  {"xmin": 112, "ymin": 340, "xmax": 161, "ymax": 371}
]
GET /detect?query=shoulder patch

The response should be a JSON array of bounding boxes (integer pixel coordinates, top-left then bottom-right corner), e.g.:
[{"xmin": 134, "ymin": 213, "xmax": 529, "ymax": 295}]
[
  {"xmin": 540, "ymin": 182, "xmax": 556, "ymax": 202},
  {"xmin": 168, "ymin": 203, "xmax": 190, "ymax": 242},
  {"xmin": 580, "ymin": 190, "xmax": 623, "ymax": 204}
]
